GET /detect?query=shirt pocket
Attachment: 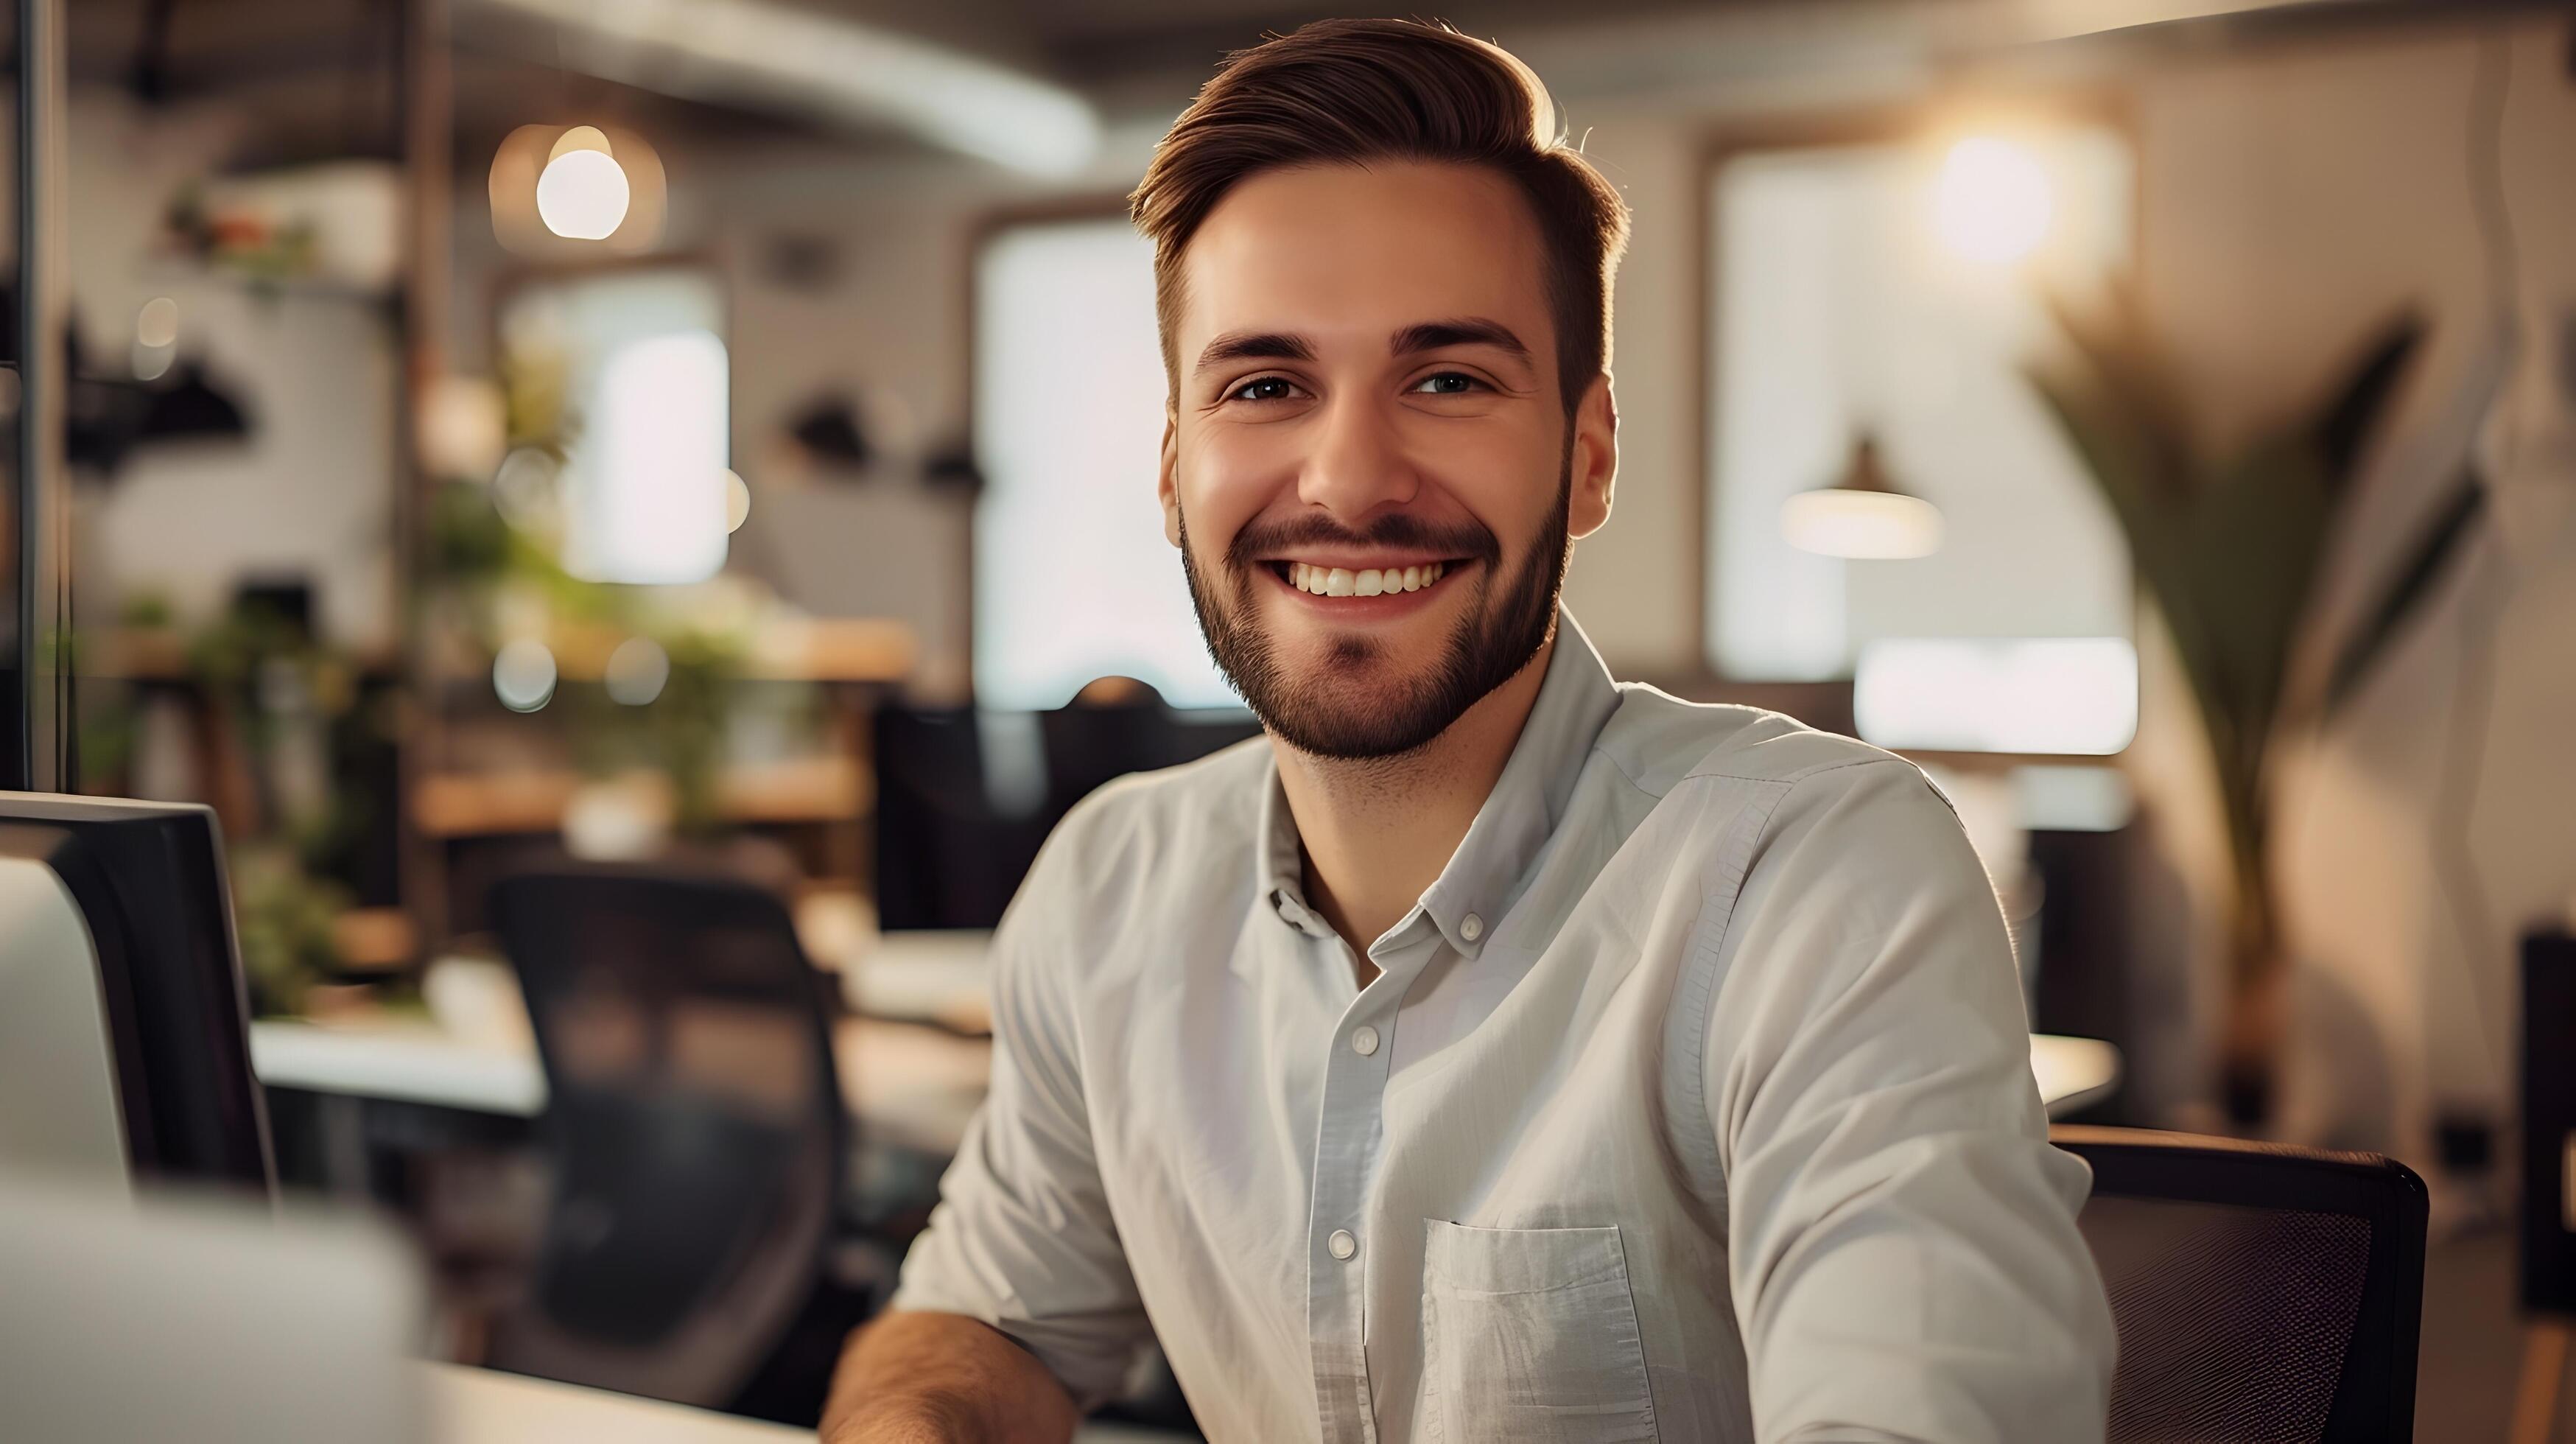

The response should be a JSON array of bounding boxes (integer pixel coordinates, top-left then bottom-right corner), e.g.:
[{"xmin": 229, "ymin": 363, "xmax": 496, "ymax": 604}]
[{"xmin": 1419, "ymin": 1220, "xmax": 1660, "ymax": 1443}]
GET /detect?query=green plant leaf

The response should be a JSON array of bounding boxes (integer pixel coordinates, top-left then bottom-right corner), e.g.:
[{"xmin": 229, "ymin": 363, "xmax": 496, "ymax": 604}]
[{"xmin": 2324, "ymin": 469, "xmax": 2485, "ymax": 716}]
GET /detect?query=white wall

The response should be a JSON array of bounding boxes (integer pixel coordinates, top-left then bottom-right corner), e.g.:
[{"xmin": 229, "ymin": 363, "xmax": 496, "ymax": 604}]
[
  {"xmin": 69, "ymin": 91, "xmax": 399, "ymax": 649},
  {"xmin": 2124, "ymin": 20, "xmax": 2576, "ymax": 1160}
]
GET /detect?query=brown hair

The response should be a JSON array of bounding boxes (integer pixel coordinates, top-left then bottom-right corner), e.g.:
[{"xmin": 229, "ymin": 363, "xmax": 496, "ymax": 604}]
[{"xmin": 1129, "ymin": 18, "xmax": 1630, "ymax": 417}]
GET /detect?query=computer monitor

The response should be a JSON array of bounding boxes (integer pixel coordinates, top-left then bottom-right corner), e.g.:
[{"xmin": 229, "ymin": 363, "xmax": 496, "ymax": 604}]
[{"xmin": 0, "ymin": 794, "xmax": 273, "ymax": 1194}]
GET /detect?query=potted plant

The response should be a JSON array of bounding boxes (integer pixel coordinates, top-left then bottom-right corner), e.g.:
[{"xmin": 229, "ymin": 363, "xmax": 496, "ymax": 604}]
[{"xmin": 2027, "ymin": 284, "xmax": 2474, "ymax": 1123}]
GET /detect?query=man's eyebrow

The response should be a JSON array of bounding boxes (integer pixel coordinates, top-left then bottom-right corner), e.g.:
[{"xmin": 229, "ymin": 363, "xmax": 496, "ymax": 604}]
[
  {"xmin": 1193, "ymin": 331, "xmax": 1316, "ymax": 376},
  {"xmin": 1390, "ymin": 318, "xmax": 1531, "ymax": 362}
]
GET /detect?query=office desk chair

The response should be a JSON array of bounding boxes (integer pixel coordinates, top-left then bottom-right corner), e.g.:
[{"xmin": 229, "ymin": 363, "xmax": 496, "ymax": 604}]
[
  {"xmin": 2054, "ymin": 1125, "xmax": 2428, "ymax": 1443},
  {"xmin": 486, "ymin": 864, "xmax": 846, "ymax": 1411},
  {"xmin": 873, "ymin": 696, "xmax": 1258, "ymax": 930}
]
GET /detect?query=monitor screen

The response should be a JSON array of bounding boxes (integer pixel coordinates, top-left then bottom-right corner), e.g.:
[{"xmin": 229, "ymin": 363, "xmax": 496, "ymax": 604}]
[{"xmin": 0, "ymin": 795, "xmax": 272, "ymax": 1193}]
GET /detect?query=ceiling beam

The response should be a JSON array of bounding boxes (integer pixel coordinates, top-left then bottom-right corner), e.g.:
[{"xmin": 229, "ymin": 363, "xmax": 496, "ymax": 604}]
[{"xmin": 458, "ymin": 0, "xmax": 1102, "ymax": 177}]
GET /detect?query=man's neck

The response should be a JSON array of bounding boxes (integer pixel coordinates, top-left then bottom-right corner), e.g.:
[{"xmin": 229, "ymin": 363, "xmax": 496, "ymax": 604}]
[{"xmin": 1274, "ymin": 638, "xmax": 1555, "ymax": 984}]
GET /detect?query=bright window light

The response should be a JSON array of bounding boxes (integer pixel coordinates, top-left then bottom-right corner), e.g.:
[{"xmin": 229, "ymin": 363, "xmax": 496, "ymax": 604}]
[
  {"xmin": 1854, "ymin": 637, "xmax": 2138, "ymax": 755},
  {"xmin": 1707, "ymin": 129, "xmax": 2133, "ymax": 681},
  {"xmin": 1934, "ymin": 137, "xmax": 2052, "ymax": 264},
  {"xmin": 586, "ymin": 331, "xmax": 729, "ymax": 583},
  {"xmin": 505, "ymin": 270, "xmax": 730, "ymax": 586},
  {"xmin": 972, "ymin": 220, "xmax": 1235, "ymax": 711}
]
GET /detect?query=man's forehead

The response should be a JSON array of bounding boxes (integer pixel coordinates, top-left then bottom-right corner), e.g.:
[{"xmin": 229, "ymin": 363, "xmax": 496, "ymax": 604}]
[{"xmin": 1175, "ymin": 161, "xmax": 1551, "ymax": 354}]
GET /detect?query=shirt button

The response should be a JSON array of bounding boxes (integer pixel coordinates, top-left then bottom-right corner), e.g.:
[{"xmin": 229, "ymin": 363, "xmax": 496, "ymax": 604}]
[
  {"xmin": 1327, "ymin": 1229, "xmax": 1358, "ymax": 1261},
  {"xmin": 1460, "ymin": 913, "xmax": 1484, "ymax": 942},
  {"xmin": 1350, "ymin": 1026, "xmax": 1380, "ymax": 1056}
]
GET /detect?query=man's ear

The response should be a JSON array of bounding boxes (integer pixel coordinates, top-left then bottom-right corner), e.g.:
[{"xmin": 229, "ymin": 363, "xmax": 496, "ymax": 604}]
[
  {"xmin": 1158, "ymin": 413, "xmax": 1182, "ymax": 547},
  {"xmin": 1568, "ymin": 372, "xmax": 1617, "ymax": 541}
]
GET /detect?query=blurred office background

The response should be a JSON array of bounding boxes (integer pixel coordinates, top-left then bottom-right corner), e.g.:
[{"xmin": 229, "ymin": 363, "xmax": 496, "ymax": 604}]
[{"xmin": 4, "ymin": 0, "xmax": 2575, "ymax": 1436}]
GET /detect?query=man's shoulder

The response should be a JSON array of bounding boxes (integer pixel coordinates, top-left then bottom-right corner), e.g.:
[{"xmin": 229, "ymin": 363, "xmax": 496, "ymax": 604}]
[
  {"xmin": 1014, "ymin": 732, "xmax": 1273, "ymax": 918},
  {"xmin": 1598, "ymin": 683, "xmax": 1914, "ymax": 802}
]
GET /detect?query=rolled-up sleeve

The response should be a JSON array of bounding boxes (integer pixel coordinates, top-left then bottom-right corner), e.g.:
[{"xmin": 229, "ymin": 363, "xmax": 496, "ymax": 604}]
[
  {"xmin": 1704, "ymin": 759, "xmax": 2116, "ymax": 1442},
  {"xmin": 886, "ymin": 883, "xmax": 1151, "ymax": 1407}
]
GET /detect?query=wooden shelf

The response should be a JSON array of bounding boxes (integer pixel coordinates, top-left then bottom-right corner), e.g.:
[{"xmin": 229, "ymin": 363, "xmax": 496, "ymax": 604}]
[
  {"xmin": 86, "ymin": 617, "xmax": 911, "ymax": 688},
  {"xmin": 413, "ymin": 754, "xmax": 867, "ymax": 838},
  {"xmin": 83, "ymin": 627, "xmax": 401, "ymax": 681},
  {"xmin": 544, "ymin": 617, "xmax": 915, "ymax": 685}
]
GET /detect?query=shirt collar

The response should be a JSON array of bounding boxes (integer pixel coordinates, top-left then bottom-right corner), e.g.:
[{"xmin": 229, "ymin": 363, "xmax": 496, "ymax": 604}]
[{"xmin": 1255, "ymin": 606, "xmax": 1621, "ymax": 958}]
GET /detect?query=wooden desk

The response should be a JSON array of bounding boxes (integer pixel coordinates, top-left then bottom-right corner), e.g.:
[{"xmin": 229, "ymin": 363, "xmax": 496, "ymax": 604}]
[{"xmin": 425, "ymin": 1361, "xmax": 1188, "ymax": 1443}]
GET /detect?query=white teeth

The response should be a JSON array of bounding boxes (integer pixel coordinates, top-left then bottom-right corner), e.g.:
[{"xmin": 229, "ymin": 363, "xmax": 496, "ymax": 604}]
[{"xmin": 1284, "ymin": 561, "xmax": 1445, "ymax": 596}]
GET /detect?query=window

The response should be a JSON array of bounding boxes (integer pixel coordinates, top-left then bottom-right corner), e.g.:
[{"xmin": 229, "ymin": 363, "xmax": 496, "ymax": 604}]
[
  {"xmin": 499, "ymin": 267, "xmax": 730, "ymax": 585},
  {"xmin": 1705, "ymin": 124, "xmax": 2137, "ymax": 751},
  {"xmin": 971, "ymin": 217, "xmax": 1236, "ymax": 712}
]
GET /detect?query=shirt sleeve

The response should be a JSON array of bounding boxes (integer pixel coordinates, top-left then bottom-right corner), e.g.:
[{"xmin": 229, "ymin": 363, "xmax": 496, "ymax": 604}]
[
  {"xmin": 1702, "ymin": 758, "xmax": 2116, "ymax": 1443},
  {"xmin": 885, "ymin": 870, "xmax": 1153, "ymax": 1408}
]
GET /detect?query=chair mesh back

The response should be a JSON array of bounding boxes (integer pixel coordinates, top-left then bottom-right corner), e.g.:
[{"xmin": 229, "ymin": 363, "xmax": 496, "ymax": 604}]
[
  {"xmin": 2084, "ymin": 1196, "xmax": 2370, "ymax": 1443},
  {"xmin": 491, "ymin": 866, "xmax": 843, "ymax": 1403},
  {"xmin": 2056, "ymin": 1125, "xmax": 2427, "ymax": 1444}
]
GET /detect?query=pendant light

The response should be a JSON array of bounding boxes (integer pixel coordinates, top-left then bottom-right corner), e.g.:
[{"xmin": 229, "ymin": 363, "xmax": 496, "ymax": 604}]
[{"xmin": 1780, "ymin": 432, "xmax": 1943, "ymax": 560}]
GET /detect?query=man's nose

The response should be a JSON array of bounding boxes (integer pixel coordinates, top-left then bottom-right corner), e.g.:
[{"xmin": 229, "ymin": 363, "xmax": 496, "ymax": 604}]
[{"xmin": 1296, "ymin": 393, "xmax": 1419, "ymax": 527}]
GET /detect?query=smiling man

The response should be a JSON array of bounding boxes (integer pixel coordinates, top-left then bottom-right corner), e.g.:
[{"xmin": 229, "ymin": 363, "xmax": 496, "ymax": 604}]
[{"xmin": 824, "ymin": 19, "xmax": 2113, "ymax": 1444}]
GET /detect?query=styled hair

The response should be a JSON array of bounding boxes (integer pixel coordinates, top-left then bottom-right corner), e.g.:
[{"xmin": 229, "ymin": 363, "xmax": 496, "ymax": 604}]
[{"xmin": 1129, "ymin": 18, "xmax": 1630, "ymax": 416}]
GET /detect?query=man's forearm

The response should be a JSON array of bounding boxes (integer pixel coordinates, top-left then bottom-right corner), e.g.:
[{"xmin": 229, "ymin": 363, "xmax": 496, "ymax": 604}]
[{"xmin": 821, "ymin": 1310, "xmax": 1081, "ymax": 1444}]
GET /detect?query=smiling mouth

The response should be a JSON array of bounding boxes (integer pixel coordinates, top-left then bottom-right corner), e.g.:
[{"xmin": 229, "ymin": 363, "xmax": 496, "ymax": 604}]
[{"xmin": 1268, "ymin": 560, "xmax": 1457, "ymax": 597}]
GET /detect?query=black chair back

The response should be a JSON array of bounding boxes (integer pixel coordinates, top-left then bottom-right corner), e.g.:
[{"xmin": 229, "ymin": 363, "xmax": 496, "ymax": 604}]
[
  {"xmin": 874, "ymin": 700, "xmax": 1258, "ymax": 930},
  {"xmin": 488, "ymin": 864, "xmax": 844, "ymax": 1408},
  {"xmin": 2053, "ymin": 1124, "xmax": 2428, "ymax": 1443}
]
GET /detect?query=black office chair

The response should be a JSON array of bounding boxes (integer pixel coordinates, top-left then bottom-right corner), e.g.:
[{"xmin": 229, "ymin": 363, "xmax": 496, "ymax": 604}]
[
  {"xmin": 874, "ymin": 695, "xmax": 1259, "ymax": 930},
  {"xmin": 2054, "ymin": 1124, "xmax": 2429, "ymax": 1443},
  {"xmin": 485, "ymin": 864, "xmax": 846, "ymax": 1409}
]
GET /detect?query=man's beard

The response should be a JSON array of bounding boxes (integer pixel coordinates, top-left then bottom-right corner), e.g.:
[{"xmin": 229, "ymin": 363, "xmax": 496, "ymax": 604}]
[{"xmin": 1179, "ymin": 469, "xmax": 1571, "ymax": 762}]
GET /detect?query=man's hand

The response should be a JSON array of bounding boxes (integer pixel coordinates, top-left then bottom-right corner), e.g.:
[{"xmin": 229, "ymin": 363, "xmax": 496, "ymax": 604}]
[{"xmin": 821, "ymin": 1310, "xmax": 1081, "ymax": 1444}]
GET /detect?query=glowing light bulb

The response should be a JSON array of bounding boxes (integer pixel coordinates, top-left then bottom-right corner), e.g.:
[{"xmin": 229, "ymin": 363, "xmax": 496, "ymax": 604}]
[
  {"xmin": 1934, "ymin": 137, "xmax": 2052, "ymax": 264},
  {"xmin": 536, "ymin": 147, "xmax": 631, "ymax": 240}
]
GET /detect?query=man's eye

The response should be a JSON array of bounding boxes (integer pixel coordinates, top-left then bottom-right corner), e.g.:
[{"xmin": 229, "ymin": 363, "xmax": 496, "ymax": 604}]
[
  {"xmin": 1231, "ymin": 377, "xmax": 1298, "ymax": 402},
  {"xmin": 1412, "ymin": 372, "xmax": 1481, "ymax": 396}
]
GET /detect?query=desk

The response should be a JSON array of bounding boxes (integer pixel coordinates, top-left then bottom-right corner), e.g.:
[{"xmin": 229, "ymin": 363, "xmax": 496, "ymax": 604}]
[
  {"xmin": 253, "ymin": 933, "xmax": 2121, "ymax": 1146},
  {"xmin": 253, "ymin": 1014, "xmax": 989, "ymax": 1155},
  {"xmin": 425, "ymin": 1361, "xmax": 1187, "ymax": 1443},
  {"xmin": 258, "ymin": 1019, "xmax": 2120, "ymax": 1147}
]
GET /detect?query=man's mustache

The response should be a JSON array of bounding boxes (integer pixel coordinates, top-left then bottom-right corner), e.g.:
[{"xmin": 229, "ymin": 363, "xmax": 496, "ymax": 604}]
[{"xmin": 1222, "ymin": 513, "xmax": 1502, "ymax": 571}]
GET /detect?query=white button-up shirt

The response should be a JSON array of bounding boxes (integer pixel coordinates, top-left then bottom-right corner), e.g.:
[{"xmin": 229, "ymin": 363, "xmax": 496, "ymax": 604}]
[{"xmin": 892, "ymin": 611, "xmax": 2115, "ymax": 1441}]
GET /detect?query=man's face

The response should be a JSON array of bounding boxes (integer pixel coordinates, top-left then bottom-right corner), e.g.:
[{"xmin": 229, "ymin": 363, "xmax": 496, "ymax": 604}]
[{"xmin": 1159, "ymin": 160, "xmax": 1615, "ymax": 760}]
